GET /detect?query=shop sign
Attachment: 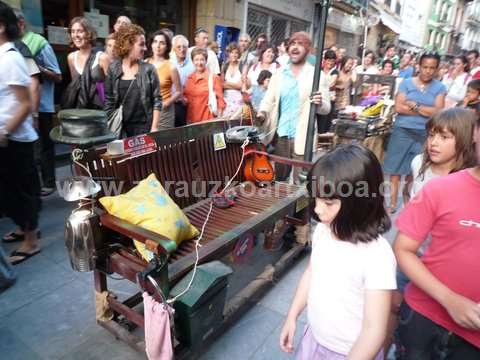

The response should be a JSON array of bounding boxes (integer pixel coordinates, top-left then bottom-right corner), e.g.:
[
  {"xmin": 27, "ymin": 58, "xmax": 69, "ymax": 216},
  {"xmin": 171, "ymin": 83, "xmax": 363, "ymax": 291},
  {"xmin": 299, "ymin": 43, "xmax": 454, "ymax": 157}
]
[
  {"xmin": 47, "ymin": 26, "xmax": 69, "ymax": 46},
  {"xmin": 249, "ymin": 0, "xmax": 314, "ymax": 22},
  {"xmin": 85, "ymin": 10, "xmax": 109, "ymax": 38}
]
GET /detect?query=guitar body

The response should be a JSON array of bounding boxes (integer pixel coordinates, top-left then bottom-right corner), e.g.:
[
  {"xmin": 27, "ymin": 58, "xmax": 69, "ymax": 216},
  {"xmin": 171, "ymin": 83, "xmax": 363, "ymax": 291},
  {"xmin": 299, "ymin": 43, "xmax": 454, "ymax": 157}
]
[{"xmin": 243, "ymin": 142, "xmax": 275, "ymax": 186}]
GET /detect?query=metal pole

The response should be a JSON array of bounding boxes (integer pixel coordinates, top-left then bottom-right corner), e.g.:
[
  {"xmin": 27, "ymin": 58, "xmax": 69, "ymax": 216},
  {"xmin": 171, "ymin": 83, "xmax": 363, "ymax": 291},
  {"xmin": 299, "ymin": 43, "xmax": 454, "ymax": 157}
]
[
  {"xmin": 303, "ymin": 0, "xmax": 331, "ymax": 165},
  {"xmin": 361, "ymin": 0, "xmax": 370, "ymax": 65}
]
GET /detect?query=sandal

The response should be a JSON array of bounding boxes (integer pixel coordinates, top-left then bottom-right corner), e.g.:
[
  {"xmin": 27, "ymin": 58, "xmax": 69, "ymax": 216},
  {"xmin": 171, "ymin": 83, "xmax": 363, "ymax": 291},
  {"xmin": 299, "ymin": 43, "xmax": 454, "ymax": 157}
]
[
  {"xmin": 9, "ymin": 249, "xmax": 42, "ymax": 265},
  {"xmin": 2, "ymin": 230, "xmax": 41, "ymax": 243},
  {"xmin": 41, "ymin": 187, "xmax": 56, "ymax": 197}
]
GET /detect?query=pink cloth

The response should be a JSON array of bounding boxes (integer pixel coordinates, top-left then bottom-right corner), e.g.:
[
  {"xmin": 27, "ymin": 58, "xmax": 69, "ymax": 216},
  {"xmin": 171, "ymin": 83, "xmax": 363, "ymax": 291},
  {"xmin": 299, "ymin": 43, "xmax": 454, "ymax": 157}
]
[
  {"xmin": 143, "ymin": 292, "xmax": 174, "ymax": 360},
  {"xmin": 396, "ymin": 169, "xmax": 480, "ymax": 348},
  {"xmin": 296, "ymin": 325, "xmax": 383, "ymax": 360}
]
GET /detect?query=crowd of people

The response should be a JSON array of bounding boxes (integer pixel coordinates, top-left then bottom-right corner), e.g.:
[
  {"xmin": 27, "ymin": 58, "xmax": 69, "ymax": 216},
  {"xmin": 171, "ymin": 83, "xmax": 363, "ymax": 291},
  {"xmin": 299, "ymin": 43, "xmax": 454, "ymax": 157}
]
[{"xmin": 0, "ymin": 1, "xmax": 479, "ymax": 358}]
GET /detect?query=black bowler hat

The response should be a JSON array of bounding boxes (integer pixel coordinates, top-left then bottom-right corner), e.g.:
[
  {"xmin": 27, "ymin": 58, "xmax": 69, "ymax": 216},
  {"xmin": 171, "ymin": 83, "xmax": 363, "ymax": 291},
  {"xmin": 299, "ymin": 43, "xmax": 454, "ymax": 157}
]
[{"xmin": 50, "ymin": 109, "xmax": 116, "ymax": 148}]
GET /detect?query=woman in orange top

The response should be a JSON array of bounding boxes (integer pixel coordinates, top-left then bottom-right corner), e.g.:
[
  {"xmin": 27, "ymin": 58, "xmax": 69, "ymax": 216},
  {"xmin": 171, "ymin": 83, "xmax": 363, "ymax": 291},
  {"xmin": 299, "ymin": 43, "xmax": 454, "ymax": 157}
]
[
  {"xmin": 146, "ymin": 30, "xmax": 181, "ymax": 128},
  {"xmin": 184, "ymin": 47, "xmax": 225, "ymax": 123}
]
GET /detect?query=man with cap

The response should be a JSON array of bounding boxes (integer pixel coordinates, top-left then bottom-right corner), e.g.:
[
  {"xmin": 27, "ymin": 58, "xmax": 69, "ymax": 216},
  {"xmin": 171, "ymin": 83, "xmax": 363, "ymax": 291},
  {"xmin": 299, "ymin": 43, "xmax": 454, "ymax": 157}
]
[
  {"xmin": 188, "ymin": 27, "xmax": 220, "ymax": 75},
  {"xmin": 257, "ymin": 31, "xmax": 330, "ymax": 182}
]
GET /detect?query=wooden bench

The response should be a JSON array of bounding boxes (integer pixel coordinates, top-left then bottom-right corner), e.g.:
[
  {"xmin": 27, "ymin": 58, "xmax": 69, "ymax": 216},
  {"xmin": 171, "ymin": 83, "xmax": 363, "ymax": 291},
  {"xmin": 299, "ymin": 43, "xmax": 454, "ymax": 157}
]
[{"xmin": 78, "ymin": 120, "xmax": 311, "ymax": 354}]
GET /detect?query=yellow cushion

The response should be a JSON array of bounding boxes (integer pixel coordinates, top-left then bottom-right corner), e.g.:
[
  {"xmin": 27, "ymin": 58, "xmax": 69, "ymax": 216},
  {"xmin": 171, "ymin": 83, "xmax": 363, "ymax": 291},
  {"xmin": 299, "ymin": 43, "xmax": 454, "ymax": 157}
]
[{"xmin": 99, "ymin": 173, "xmax": 199, "ymax": 261}]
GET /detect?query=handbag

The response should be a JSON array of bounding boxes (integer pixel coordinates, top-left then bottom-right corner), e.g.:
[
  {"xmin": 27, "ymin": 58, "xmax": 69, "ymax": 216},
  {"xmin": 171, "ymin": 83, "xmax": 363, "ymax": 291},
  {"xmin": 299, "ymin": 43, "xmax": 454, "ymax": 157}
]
[
  {"xmin": 108, "ymin": 78, "xmax": 135, "ymax": 138},
  {"xmin": 208, "ymin": 73, "xmax": 218, "ymax": 117}
]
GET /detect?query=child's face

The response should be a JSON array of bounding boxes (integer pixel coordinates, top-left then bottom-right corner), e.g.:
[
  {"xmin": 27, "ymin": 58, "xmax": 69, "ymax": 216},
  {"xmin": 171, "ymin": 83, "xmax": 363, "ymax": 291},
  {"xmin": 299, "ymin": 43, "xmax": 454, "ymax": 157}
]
[
  {"xmin": 466, "ymin": 87, "xmax": 480, "ymax": 103},
  {"xmin": 314, "ymin": 198, "xmax": 341, "ymax": 225},
  {"xmin": 427, "ymin": 128, "xmax": 457, "ymax": 166}
]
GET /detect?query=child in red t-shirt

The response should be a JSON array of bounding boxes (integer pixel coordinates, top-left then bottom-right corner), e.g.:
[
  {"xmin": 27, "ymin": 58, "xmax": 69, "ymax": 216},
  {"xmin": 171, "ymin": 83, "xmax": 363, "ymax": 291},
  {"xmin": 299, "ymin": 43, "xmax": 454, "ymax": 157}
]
[{"xmin": 393, "ymin": 114, "xmax": 480, "ymax": 358}]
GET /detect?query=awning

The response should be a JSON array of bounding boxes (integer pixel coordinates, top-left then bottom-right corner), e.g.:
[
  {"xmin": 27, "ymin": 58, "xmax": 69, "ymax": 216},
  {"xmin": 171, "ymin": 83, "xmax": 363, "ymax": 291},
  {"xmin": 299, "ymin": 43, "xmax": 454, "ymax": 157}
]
[{"xmin": 380, "ymin": 11, "xmax": 401, "ymax": 34}]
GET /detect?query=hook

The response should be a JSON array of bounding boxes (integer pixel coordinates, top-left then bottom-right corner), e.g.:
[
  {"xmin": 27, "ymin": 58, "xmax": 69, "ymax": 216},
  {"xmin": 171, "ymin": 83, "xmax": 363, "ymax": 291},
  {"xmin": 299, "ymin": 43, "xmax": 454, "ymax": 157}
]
[{"xmin": 147, "ymin": 275, "xmax": 167, "ymax": 305}]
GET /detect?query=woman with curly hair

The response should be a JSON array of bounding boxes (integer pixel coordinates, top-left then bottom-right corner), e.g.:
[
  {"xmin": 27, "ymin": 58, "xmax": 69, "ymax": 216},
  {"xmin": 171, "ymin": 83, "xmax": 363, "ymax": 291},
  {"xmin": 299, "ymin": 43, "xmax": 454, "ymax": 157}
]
[
  {"xmin": 64, "ymin": 16, "xmax": 110, "ymax": 109},
  {"xmin": 104, "ymin": 24, "xmax": 162, "ymax": 137}
]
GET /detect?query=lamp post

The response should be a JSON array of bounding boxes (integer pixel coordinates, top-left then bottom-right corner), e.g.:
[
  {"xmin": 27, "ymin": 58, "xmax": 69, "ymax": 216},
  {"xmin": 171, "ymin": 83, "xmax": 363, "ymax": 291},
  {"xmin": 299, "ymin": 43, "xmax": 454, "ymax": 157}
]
[{"xmin": 303, "ymin": 0, "xmax": 331, "ymax": 168}]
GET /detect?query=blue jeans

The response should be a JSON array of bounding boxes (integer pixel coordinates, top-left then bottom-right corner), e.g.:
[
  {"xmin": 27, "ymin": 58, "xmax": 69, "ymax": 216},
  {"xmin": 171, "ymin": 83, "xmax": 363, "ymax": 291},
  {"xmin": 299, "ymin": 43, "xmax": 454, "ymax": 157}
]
[{"xmin": 397, "ymin": 301, "xmax": 480, "ymax": 359}]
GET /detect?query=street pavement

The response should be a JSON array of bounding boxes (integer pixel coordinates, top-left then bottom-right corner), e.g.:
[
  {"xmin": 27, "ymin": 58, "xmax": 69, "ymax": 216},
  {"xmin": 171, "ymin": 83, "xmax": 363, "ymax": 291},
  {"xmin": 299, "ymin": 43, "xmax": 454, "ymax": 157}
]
[{"xmin": 0, "ymin": 165, "xmax": 398, "ymax": 360}]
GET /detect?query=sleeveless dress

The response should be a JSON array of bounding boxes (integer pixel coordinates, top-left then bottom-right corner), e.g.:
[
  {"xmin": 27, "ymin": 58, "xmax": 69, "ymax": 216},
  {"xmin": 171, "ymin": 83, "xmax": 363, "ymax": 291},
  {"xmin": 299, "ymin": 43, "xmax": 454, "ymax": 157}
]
[{"xmin": 223, "ymin": 65, "xmax": 244, "ymax": 118}]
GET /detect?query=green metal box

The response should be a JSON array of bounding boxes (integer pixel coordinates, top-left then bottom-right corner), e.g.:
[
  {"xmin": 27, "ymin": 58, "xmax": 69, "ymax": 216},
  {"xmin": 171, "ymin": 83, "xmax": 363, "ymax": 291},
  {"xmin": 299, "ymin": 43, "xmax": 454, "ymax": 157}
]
[{"xmin": 170, "ymin": 261, "xmax": 233, "ymax": 349}]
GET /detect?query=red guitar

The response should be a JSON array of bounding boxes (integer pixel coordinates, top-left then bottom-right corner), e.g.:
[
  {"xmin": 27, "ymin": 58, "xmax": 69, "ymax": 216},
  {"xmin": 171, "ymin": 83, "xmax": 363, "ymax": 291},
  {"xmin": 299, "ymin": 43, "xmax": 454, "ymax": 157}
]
[{"xmin": 243, "ymin": 135, "xmax": 275, "ymax": 186}]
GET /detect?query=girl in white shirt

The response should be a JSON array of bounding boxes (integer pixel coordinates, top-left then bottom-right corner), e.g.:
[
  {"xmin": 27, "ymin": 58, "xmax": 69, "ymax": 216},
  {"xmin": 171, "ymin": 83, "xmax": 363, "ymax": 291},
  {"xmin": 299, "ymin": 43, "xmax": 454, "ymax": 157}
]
[{"xmin": 279, "ymin": 144, "xmax": 397, "ymax": 359}]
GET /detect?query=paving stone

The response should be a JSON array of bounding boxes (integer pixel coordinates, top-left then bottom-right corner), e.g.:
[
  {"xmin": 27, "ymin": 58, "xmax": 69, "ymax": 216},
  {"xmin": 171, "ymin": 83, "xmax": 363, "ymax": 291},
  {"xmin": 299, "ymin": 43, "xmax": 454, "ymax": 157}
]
[
  {"xmin": 59, "ymin": 327, "xmax": 146, "ymax": 360},
  {"xmin": 199, "ymin": 304, "xmax": 283, "ymax": 360},
  {"xmin": 3, "ymin": 280, "xmax": 97, "ymax": 359},
  {"xmin": 0, "ymin": 252, "xmax": 76, "ymax": 318},
  {"xmin": 0, "ymin": 326, "xmax": 44, "ymax": 360},
  {"xmin": 250, "ymin": 319, "xmax": 307, "ymax": 360}
]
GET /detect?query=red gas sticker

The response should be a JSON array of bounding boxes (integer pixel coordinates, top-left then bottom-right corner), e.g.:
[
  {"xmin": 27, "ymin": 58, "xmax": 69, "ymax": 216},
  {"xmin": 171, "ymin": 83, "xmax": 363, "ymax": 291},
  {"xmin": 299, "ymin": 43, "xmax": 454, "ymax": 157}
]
[
  {"xmin": 123, "ymin": 134, "xmax": 157, "ymax": 157},
  {"xmin": 232, "ymin": 233, "xmax": 255, "ymax": 264}
]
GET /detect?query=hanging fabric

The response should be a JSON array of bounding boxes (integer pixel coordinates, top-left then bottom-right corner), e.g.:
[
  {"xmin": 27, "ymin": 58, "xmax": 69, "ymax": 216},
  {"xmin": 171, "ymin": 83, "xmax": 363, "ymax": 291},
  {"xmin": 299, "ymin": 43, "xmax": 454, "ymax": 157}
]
[{"xmin": 143, "ymin": 292, "xmax": 175, "ymax": 360}]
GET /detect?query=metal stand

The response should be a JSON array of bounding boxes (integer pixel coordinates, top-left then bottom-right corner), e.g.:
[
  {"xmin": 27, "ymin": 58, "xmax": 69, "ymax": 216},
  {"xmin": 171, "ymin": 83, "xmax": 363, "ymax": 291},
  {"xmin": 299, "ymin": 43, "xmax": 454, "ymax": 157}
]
[{"xmin": 302, "ymin": 0, "xmax": 331, "ymax": 175}]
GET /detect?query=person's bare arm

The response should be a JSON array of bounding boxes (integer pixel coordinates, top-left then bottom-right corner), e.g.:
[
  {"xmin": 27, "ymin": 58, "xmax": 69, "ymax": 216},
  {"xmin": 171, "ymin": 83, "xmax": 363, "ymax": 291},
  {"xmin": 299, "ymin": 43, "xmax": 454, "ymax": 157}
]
[
  {"xmin": 30, "ymin": 74, "xmax": 40, "ymax": 118},
  {"xmin": 348, "ymin": 290, "xmax": 392, "ymax": 360},
  {"xmin": 279, "ymin": 263, "xmax": 312, "ymax": 353},
  {"xmin": 99, "ymin": 53, "xmax": 111, "ymax": 77},
  {"xmin": 38, "ymin": 65, "xmax": 62, "ymax": 83},
  {"xmin": 67, "ymin": 52, "xmax": 75, "ymax": 78},
  {"xmin": 163, "ymin": 67, "xmax": 181, "ymax": 107},
  {"xmin": 394, "ymin": 232, "xmax": 480, "ymax": 330}
]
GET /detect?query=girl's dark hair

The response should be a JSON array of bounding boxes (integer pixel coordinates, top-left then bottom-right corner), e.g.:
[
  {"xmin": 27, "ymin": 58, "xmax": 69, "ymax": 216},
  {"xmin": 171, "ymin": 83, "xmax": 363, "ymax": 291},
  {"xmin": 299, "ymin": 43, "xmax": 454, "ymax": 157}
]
[
  {"xmin": 258, "ymin": 43, "xmax": 277, "ymax": 64},
  {"xmin": 419, "ymin": 52, "xmax": 441, "ymax": 67},
  {"xmin": 419, "ymin": 108, "xmax": 477, "ymax": 178},
  {"xmin": 0, "ymin": 2, "xmax": 20, "ymax": 41},
  {"xmin": 468, "ymin": 79, "xmax": 480, "ymax": 92},
  {"xmin": 149, "ymin": 30, "xmax": 172, "ymax": 60},
  {"xmin": 340, "ymin": 55, "xmax": 353, "ymax": 71},
  {"xmin": 257, "ymin": 70, "xmax": 272, "ymax": 85},
  {"xmin": 383, "ymin": 59, "xmax": 394, "ymax": 69},
  {"xmin": 454, "ymin": 55, "xmax": 470, "ymax": 73},
  {"xmin": 324, "ymin": 49, "xmax": 337, "ymax": 60},
  {"xmin": 364, "ymin": 50, "xmax": 376, "ymax": 62},
  {"xmin": 307, "ymin": 144, "xmax": 391, "ymax": 244}
]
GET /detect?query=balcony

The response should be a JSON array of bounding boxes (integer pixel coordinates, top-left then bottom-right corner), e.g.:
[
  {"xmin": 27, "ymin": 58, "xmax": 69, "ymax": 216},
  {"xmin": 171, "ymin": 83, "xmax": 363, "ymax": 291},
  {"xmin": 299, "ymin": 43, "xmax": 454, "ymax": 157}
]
[
  {"xmin": 464, "ymin": 1, "xmax": 480, "ymax": 23},
  {"xmin": 336, "ymin": 0, "xmax": 369, "ymax": 10}
]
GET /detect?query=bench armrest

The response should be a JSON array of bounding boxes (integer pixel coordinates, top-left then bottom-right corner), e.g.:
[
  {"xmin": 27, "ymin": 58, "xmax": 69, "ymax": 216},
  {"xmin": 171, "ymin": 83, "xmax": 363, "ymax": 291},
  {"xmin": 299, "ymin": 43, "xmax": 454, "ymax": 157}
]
[{"xmin": 100, "ymin": 213, "xmax": 177, "ymax": 255}]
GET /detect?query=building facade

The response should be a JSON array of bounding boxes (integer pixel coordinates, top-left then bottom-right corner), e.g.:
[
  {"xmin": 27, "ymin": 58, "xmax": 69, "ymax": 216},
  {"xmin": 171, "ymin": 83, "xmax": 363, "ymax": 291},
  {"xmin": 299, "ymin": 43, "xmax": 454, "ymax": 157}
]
[
  {"xmin": 424, "ymin": 0, "xmax": 457, "ymax": 54},
  {"xmin": 458, "ymin": 0, "xmax": 480, "ymax": 50},
  {"xmin": 367, "ymin": 0, "xmax": 403, "ymax": 54},
  {"xmin": 325, "ymin": 0, "xmax": 366, "ymax": 55}
]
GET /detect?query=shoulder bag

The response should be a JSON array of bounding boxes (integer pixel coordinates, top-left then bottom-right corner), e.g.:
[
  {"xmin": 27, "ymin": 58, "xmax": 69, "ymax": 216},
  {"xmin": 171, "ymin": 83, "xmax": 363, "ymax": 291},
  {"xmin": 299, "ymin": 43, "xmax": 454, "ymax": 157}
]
[
  {"xmin": 108, "ymin": 78, "xmax": 135, "ymax": 138},
  {"xmin": 208, "ymin": 73, "xmax": 218, "ymax": 117}
]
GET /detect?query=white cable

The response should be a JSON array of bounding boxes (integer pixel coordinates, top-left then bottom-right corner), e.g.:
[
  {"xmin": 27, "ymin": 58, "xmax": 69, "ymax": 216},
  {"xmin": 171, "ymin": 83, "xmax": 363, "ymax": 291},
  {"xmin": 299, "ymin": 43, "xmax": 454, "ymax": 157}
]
[
  {"xmin": 167, "ymin": 201, "xmax": 214, "ymax": 304},
  {"xmin": 220, "ymin": 138, "xmax": 249, "ymax": 194},
  {"xmin": 166, "ymin": 136, "xmax": 250, "ymax": 303}
]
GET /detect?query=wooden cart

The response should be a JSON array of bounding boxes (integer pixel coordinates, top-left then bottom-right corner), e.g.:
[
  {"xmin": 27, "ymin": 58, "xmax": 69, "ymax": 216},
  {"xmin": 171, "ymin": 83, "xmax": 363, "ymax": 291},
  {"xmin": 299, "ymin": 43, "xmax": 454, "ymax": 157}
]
[{"xmin": 75, "ymin": 120, "xmax": 311, "ymax": 357}]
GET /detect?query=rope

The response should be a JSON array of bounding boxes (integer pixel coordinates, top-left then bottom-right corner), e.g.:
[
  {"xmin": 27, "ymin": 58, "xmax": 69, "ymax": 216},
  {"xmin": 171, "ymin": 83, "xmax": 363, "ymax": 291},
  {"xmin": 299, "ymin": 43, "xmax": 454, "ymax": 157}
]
[{"xmin": 220, "ymin": 138, "xmax": 249, "ymax": 194}]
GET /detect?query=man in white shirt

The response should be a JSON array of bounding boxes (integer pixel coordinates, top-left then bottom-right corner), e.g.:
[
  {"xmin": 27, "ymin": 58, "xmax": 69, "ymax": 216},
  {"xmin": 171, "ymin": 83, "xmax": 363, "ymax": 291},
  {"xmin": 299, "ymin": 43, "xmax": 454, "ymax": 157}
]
[{"xmin": 188, "ymin": 27, "xmax": 220, "ymax": 75}]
